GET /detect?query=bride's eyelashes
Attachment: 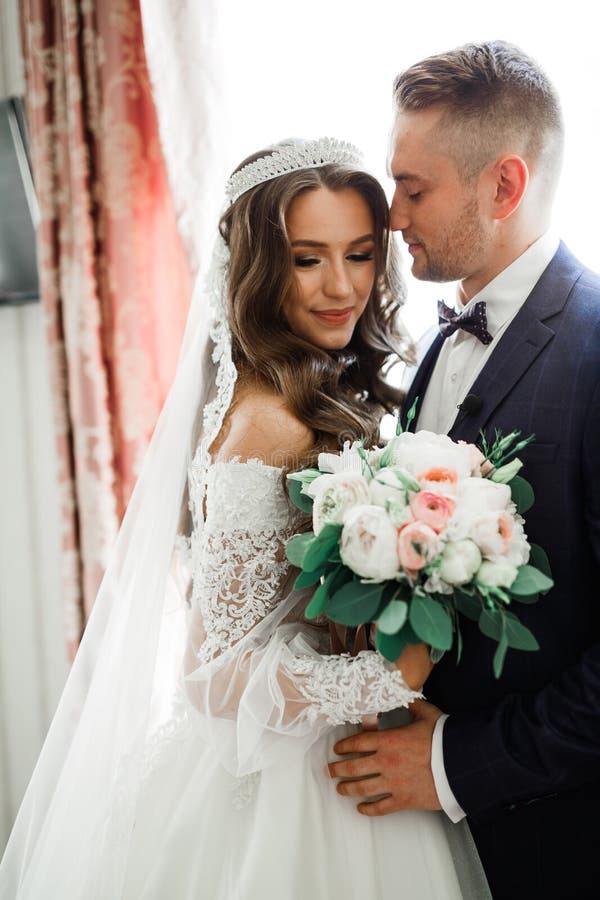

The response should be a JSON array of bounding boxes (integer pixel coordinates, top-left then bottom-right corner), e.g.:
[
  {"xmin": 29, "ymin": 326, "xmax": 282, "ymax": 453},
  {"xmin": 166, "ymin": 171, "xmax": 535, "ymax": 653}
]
[{"xmin": 293, "ymin": 252, "xmax": 374, "ymax": 268}]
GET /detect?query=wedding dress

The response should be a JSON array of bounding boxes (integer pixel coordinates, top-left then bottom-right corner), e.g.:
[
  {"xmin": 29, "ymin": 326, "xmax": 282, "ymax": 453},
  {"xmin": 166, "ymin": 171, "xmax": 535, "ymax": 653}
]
[{"xmin": 118, "ymin": 449, "xmax": 489, "ymax": 899}]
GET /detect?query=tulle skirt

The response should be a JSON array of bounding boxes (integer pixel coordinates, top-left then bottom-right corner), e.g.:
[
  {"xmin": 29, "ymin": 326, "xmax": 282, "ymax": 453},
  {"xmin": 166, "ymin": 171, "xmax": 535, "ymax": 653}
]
[{"xmin": 122, "ymin": 712, "xmax": 490, "ymax": 900}]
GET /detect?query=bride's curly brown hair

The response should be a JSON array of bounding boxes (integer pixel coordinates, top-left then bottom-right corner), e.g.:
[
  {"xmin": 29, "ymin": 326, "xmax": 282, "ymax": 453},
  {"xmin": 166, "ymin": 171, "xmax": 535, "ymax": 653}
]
[{"xmin": 219, "ymin": 141, "xmax": 415, "ymax": 461}]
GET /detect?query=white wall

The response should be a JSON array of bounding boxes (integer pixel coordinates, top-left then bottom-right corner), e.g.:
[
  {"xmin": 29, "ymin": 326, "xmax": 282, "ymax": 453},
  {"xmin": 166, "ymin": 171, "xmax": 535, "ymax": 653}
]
[{"xmin": 0, "ymin": 0, "xmax": 69, "ymax": 852}]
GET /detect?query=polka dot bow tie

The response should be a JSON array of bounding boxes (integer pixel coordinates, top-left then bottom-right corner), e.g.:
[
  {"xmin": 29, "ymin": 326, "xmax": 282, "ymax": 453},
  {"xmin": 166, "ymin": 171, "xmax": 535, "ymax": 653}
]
[{"xmin": 437, "ymin": 299, "xmax": 493, "ymax": 345}]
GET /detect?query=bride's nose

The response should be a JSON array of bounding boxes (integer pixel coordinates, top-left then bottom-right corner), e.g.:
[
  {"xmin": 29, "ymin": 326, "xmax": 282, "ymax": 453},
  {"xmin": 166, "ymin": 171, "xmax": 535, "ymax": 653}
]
[{"xmin": 323, "ymin": 260, "xmax": 352, "ymax": 299}]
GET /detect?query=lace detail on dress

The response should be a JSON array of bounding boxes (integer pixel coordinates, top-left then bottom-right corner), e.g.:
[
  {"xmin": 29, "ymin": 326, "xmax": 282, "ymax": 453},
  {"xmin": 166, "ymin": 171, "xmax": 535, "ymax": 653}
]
[
  {"xmin": 230, "ymin": 772, "xmax": 261, "ymax": 810},
  {"xmin": 189, "ymin": 460, "xmax": 300, "ymax": 664},
  {"xmin": 290, "ymin": 651, "xmax": 422, "ymax": 726}
]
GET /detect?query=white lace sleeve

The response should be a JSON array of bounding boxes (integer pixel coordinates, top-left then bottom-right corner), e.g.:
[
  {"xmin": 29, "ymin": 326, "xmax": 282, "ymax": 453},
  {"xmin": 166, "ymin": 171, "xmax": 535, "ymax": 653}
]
[{"xmin": 184, "ymin": 459, "xmax": 420, "ymax": 776}]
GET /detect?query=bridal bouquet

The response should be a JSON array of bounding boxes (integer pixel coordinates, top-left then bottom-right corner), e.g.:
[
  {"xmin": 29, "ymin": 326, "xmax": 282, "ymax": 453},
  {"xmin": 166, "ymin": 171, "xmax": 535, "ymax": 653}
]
[{"xmin": 285, "ymin": 407, "xmax": 553, "ymax": 677}]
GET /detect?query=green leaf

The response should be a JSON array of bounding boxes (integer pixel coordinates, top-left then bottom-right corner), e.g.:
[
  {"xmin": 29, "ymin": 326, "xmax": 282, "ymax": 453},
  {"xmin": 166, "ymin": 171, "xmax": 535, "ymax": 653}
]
[
  {"xmin": 376, "ymin": 599, "xmax": 409, "ymax": 636},
  {"xmin": 287, "ymin": 467, "xmax": 321, "ymax": 484},
  {"xmin": 294, "ymin": 567, "xmax": 325, "ymax": 589},
  {"xmin": 287, "ymin": 478, "xmax": 314, "ymax": 514},
  {"xmin": 493, "ymin": 625, "xmax": 509, "ymax": 679},
  {"xmin": 375, "ymin": 622, "xmax": 419, "ymax": 662},
  {"xmin": 305, "ymin": 569, "xmax": 337, "ymax": 619},
  {"xmin": 409, "ymin": 593, "xmax": 453, "ymax": 651},
  {"xmin": 512, "ymin": 591, "xmax": 539, "ymax": 605},
  {"xmin": 286, "ymin": 532, "xmax": 315, "ymax": 567},
  {"xmin": 510, "ymin": 564, "xmax": 553, "ymax": 596},
  {"xmin": 326, "ymin": 580, "xmax": 383, "ymax": 627},
  {"xmin": 504, "ymin": 613, "xmax": 540, "ymax": 651},
  {"xmin": 478, "ymin": 607, "xmax": 503, "ymax": 641},
  {"xmin": 328, "ymin": 545, "xmax": 342, "ymax": 563},
  {"xmin": 455, "ymin": 616, "xmax": 463, "ymax": 664},
  {"xmin": 303, "ymin": 524, "xmax": 342, "ymax": 572},
  {"xmin": 529, "ymin": 544, "xmax": 553, "ymax": 580},
  {"xmin": 379, "ymin": 436, "xmax": 399, "ymax": 469},
  {"xmin": 455, "ymin": 590, "xmax": 482, "ymax": 622},
  {"xmin": 509, "ymin": 475, "xmax": 535, "ymax": 514}
]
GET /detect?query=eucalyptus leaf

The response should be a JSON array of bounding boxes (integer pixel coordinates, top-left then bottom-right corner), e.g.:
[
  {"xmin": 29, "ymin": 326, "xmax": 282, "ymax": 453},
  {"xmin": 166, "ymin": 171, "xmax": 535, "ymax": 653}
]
[
  {"xmin": 376, "ymin": 624, "xmax": 412, "ymax": 663},
  {"xmin": 287, "ymin": 468, "xmax": 322, "ymax": 484},
  {"xmin": 509, "ymin": 475, "xmax": 535, "ymax": 514},
  {"xmin": 478, "ymin": 607, "xmax": 503, "ymax": 641},
  {"xmin": 409, "ymin": 593, "xmax": 453, "ymax": 650},
  {"xmin": 287, "ymin": 478, "xmax": 314, "ymax": 514},
  {"xmin": 303, "ymin": 524, "xmax": 342, "ymax": 571},
  {"xmin": 510, "ymin": 564, "xmax": 553, "ymax": 596},
  {"xmin": 455, "ymin": 590, "xmax": 482, "ymax": 622},
  {"xmin": 493, "ymin": 626, "xmax": 509, "ymax": 679},
  {"xmin": 326, "ymin": 581, "xmax": 383, "ymax": 627},
  {"xmin": 504, "ymin": 613, "xmax": 540, "ymax": 651},
  {"xmin": 286, "ymin": 532, "xmax": 315, "ymax": 567},
  {"xmin": 455, "ymin": 616, "xmax": 463, "ymax": 664},
  {"xmin": 305, "ymin": 569, "xmax": 337, "ymax": 619},
  {"xmin": 376, "ymin": 599, "xmax": 409, "ymax": 636},
  {"xmin": 294, "ymin": 567, "xmax": 325, "ymax": 590},
  {"xmin": 528, "ymin": 544, "xmax": 553, "ymax": 580}
]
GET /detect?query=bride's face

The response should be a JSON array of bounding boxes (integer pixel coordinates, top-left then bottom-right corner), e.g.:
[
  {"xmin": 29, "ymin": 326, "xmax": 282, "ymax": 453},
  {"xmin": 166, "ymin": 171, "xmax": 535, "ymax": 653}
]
[{"xmin": 283, "ymin": 186, "xmax": 376, "ymax": 350}]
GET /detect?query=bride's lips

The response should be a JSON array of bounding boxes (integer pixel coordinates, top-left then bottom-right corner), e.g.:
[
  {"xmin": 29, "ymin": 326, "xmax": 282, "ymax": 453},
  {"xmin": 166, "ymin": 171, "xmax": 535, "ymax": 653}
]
[{"xmin": 311, "ymin": 307, "xmax": 354, "ymax": 325}]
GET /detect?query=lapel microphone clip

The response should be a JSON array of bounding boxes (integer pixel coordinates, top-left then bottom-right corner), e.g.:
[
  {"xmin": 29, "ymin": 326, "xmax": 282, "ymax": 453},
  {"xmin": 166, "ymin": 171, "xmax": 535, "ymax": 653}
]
[{"xmin": 457, "ymin": 393, "xmax": 483, "ymax": 416}]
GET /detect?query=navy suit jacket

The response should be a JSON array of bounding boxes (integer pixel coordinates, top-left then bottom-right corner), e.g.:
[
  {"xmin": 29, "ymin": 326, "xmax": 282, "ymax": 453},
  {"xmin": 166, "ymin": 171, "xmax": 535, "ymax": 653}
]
[{"xmin": 403, "ymin": 243, "xmax": 600, "ymax": 897}]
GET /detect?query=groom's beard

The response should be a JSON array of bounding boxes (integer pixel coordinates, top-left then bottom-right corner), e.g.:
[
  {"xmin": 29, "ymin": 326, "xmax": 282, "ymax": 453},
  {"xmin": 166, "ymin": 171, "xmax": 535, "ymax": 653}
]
[{"xmin": 409, "ymin": 196, "xmax": 488, "ymax": 284}]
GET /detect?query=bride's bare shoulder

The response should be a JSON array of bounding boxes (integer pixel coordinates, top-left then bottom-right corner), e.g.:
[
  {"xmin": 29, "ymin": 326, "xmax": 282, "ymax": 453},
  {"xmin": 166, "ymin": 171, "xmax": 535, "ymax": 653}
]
[{"xmin": 211, "ymin": 384, "xmax": 314, "ymax": 467}]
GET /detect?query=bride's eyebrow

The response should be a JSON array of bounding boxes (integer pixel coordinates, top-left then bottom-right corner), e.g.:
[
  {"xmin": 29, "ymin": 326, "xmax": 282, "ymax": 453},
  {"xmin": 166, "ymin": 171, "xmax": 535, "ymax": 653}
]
[{"xmin": 291, "ymin": 233, "xmax": 375, "ymax": 248}]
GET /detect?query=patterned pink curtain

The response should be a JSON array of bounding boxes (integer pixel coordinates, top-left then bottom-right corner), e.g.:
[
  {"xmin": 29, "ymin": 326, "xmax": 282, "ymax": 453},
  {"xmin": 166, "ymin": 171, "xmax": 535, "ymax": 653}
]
[{"xmin": 20, "ymin": 0, "xmax": 192, "ymax": 658}]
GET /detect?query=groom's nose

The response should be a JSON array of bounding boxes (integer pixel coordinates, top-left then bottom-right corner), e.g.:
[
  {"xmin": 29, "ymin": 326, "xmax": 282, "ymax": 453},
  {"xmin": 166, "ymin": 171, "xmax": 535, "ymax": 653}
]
[{"xmin": 390, "ymin": 189, "xmax": 411, "ymax": 232}]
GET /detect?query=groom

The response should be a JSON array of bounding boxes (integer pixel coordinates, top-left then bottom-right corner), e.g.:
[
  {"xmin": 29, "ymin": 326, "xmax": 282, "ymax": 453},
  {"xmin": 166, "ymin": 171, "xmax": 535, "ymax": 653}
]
[{"xmin": 329, "ymin": 41, "xmax": 600, "ymax": 898}]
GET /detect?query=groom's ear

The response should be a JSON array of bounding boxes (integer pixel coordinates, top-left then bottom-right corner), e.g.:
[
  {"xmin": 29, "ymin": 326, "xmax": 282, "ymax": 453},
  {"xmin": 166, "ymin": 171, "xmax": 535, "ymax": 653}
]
[{"xmin": 488, "ymin": 155, "xmax": 530, "ymax": 221}]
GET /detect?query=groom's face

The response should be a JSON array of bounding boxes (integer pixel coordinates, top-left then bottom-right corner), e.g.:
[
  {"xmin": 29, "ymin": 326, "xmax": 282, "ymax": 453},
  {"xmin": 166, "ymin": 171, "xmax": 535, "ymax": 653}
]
[{"xmin": 389, "ymin": 108, "xmax": 492, "ymax": 284}]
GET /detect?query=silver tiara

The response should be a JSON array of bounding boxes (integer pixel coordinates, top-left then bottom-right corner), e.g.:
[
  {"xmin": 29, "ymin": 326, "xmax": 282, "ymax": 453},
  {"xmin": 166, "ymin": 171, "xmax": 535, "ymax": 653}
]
[{"xmin": 225, "ymin": 137, "xmax": 365, "ymax": 204}]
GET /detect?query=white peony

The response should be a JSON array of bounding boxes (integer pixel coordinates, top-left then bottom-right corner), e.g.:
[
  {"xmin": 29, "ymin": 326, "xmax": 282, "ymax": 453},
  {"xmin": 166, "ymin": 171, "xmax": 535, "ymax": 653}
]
[
  {"xmin": 476, "ymin": 559, "xmax": 519, "ymax": 589},
  {"xmin": 388, "ymin": 431, "xmax": 474, "ymax": 482},
  {"xmin": 308, "ymin": 472, "xmax": 370, "ymax": 535},
  {"xmin": 446, "ymin": 478, "xmax": 512, "ymax": 542},
  {"xmin": 469, "ymin": 511, "xmax": 512, "ymax": 558},
  {"xmin": 340, "ymin": 505, "xmax": 400, "ymax": 581},
  {"xmin": 505, "ymin": 517, "xmax": 530, "ymax": 567},
  {"xmin": 439, "ymin": 540, "xmax": 482, "ymax": 586}
]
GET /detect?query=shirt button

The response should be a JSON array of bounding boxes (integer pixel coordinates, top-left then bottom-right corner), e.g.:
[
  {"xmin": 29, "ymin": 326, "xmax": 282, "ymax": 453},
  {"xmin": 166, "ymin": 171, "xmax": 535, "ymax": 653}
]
[{"xmin": 450, "ymin": 373, "xmax": 458, "ymax": 382}]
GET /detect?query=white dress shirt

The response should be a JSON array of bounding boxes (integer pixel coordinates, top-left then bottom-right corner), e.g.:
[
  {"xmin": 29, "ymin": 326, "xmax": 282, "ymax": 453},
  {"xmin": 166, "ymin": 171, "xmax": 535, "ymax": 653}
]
[{"xmin": 420, "ymin": 231, "xmax": 560, "ymax": 822}]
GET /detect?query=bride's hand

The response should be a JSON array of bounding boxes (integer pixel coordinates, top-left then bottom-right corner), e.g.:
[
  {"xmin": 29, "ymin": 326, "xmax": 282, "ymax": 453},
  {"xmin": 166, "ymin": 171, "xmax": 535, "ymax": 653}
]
[{"xmin": 394, "ymin": 642, "xmax": 433, "ymax": 691}]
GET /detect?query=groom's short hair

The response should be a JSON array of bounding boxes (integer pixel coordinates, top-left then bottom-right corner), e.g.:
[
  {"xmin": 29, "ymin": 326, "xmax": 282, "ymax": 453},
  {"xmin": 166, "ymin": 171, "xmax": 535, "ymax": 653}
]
[{"xmin": 393, "ymin": 41, "xmax": 564, "ymax": 188}]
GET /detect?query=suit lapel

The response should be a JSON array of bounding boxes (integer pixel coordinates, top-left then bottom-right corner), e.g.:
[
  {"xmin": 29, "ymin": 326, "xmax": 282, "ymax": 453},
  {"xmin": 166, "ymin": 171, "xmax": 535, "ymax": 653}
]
[
  {"xmin": 448, "ymin": 242, "xmax": 583, "ymax": 444},
  {"xmin": 402, "ymin": 334, "xmax": 444, "ymax": 431}
]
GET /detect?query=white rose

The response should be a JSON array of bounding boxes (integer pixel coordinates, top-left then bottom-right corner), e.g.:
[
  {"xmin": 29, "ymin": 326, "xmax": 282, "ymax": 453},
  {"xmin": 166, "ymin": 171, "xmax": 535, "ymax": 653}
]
[
  {"xmin": 369, "ymin": 468, "xmax": 408, "ymax": 508},
  {"xmin": 439, "ymin": 539, "xmax": 482, "ymax": 586},
  {"xmin": 476, "ymin": 559, "xmax": 519, "ymax": 589},
  {"xmin": 310, "ymin": 472, "xmax": 370, "ymax": 535},
  {"xmin": 389, "ymin": 431, "xmax": 473, "ymax": 482},
  {"xmin": 340, "ymin": 505, "xmax": 400, "ymax": 581}
]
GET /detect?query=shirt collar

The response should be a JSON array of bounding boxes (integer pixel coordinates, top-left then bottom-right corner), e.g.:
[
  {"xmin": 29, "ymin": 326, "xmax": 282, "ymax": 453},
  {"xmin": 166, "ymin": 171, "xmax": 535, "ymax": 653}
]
[{"xmin": 456, "ymin": 231, "xmax": 560, "ymax": 337}]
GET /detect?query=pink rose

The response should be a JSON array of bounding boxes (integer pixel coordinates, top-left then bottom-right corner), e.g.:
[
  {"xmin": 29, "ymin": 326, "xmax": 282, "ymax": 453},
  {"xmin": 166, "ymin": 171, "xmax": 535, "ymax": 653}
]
[
  {"xmin": 397, "ymin": 522, "xmax": 441, "ymax": 571},
  {"xmin": 409, "ymin": 491, "xmax": 456, "ymax": 533}
]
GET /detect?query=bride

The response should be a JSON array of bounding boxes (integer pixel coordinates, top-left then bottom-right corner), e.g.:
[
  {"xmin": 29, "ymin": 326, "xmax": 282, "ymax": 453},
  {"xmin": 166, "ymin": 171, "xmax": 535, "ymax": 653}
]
[{"xmin": 0, "ymin": 138, "xmax": 490, "ymax": 898}]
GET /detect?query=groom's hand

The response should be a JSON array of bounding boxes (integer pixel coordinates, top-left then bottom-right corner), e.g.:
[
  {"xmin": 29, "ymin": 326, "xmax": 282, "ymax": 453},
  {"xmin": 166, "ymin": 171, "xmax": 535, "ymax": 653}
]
[{"xmin": 328, "ymin": 699, "xmax": 444, "ymax": 815}]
